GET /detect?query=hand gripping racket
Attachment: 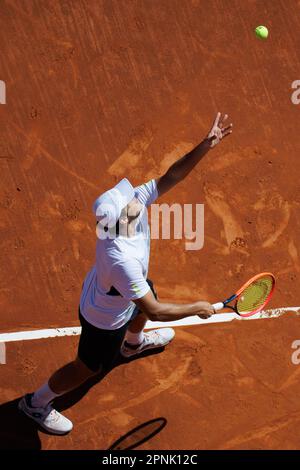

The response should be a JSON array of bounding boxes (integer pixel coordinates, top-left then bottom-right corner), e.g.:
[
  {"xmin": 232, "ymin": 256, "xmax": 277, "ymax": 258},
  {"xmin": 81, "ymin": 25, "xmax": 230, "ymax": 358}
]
[{"xmin": 212, "ymin": 272, "xmax": 275, "ymax": 318}]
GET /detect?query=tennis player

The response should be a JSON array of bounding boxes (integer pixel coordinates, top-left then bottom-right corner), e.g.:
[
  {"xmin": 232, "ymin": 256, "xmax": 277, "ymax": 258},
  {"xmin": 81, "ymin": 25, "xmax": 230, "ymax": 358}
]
[{"xmin": 19, "ymin": 113, "xmax": 232, "ymax": 434}]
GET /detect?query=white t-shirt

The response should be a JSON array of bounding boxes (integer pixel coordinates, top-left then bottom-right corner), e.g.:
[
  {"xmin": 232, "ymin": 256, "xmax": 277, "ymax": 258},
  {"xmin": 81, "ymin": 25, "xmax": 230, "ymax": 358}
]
[{"xmin": 80, "ymin": 179, "xmax": 158, "ymax": 330}]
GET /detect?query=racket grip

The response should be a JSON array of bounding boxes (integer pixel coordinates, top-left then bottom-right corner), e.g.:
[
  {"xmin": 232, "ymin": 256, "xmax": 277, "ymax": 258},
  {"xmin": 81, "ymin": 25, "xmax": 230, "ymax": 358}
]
[{"xmin": 212, "ymin": 302, "xmax": 224, "ymax": 312}]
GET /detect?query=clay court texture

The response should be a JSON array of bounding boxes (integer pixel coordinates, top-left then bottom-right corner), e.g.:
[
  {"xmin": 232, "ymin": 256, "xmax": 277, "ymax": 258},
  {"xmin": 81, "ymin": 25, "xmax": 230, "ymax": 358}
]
[{"xmin": 0, "ymin": 0, "xmax": 300, "ymax": 451}]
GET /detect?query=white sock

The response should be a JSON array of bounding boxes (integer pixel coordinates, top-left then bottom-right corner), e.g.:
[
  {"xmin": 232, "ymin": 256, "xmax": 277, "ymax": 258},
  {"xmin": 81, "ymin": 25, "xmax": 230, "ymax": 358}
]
[
  {"xmin": 31, "ymin": 382, "xmax": 61, "ymax": 408},
  {"xmin": 125, "ymin": 330, "xmax": 144, "ymax": 345}
]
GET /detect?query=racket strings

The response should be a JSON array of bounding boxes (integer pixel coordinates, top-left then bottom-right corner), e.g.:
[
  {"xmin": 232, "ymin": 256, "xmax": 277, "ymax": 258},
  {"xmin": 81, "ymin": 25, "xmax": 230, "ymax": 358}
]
[{"xmin": 236, "ymin": 276, "xmax": 274, "ymax": 314}]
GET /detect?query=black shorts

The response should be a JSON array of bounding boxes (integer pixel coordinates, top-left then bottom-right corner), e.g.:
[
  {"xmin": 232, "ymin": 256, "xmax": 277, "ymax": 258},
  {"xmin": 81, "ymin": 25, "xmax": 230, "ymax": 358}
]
[{"xmin": 77, "ymin": 279, "xmax": 157, "ymax": 372}]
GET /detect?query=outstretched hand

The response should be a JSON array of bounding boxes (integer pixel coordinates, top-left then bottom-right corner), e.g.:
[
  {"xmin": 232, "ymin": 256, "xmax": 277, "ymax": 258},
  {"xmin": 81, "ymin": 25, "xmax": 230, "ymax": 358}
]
[{"xmin": 206, "ymin": 112, "xmax": 233, "ymax": 148}]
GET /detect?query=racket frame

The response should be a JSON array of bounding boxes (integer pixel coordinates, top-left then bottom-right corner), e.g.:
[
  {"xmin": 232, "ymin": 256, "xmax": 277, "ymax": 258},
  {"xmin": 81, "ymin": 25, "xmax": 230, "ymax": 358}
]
[{"xmin": 213, "ymin": 272, "xmax": 275, "ymax": 318}]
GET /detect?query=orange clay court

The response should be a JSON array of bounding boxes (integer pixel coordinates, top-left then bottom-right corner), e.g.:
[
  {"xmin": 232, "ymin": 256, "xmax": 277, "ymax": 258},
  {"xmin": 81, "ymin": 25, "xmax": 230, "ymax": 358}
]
[{"xmin": 1, "ymin": 0, "xmax": 300, "ymax": 450}]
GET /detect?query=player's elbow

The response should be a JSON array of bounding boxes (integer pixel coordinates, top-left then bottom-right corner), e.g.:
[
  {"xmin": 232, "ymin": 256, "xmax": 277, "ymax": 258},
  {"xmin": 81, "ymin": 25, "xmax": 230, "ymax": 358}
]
[
  {"xmin": 147, "ymin": 303, "xmax": 169, "ymax": 322},
  {"xmin": 134, "ymin": 297, "xmax": 161, "ymax": 322},
  {"xmin": 134, "ymin": 292, "xmax": 166, "ymax": 322},
  {"xmin": 144, "ymin": 307, "xmax": 160, "ymax": 322}
]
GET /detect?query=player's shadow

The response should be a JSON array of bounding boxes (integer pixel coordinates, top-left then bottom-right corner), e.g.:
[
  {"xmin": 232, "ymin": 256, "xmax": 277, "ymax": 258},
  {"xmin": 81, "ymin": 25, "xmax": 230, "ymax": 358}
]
[
  {"xmin": 54, "ymin": 346, "xmax": 165, "ymax": 412},
  {"xmin": 0, "ymin": 398, "xmax": 41, "ymax": 449},
  {"xmin": 0, "ymin": 346, "xmax": 164, "ymax": 449}
]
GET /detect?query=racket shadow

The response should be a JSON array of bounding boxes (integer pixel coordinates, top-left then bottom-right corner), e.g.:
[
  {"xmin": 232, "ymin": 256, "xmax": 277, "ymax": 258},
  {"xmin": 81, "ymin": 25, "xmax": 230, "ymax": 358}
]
[{"xmin": 108, "ymin": 417, "xmax": 167, "ymax": 450}]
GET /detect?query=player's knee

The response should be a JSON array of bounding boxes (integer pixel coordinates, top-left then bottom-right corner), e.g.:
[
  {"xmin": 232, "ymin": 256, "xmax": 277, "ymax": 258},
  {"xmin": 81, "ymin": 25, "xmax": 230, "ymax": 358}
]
[{"xmin": 74, "ymin": 356, "xmax": 102, "ymax": 378}]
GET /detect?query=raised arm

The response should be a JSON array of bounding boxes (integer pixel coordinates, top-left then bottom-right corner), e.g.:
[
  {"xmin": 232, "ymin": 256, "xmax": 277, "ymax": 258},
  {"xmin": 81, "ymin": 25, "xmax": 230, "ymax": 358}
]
[{"xmin": 156, "ymin": 112, "xmax": 232, "ymax": 197}]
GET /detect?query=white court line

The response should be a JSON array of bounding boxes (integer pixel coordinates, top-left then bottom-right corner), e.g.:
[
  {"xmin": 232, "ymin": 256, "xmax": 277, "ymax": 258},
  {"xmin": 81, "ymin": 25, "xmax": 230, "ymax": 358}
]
[{"xmin": 0, "ymin": 307, "xmax": 299, "ymax": 343}]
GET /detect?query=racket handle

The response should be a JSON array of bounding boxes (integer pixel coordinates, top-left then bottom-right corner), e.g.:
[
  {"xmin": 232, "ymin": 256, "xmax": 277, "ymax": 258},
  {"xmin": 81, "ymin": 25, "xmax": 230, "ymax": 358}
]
[{"xmin": 212, "ymin": 302, "xmax": 224, "ymax": 312}]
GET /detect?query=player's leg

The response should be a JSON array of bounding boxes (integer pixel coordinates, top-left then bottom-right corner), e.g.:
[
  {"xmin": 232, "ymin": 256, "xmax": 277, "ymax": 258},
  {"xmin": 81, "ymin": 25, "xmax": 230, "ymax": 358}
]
[
  {"xmin": 121, "ymin": 279, "xmax": 175, "ymax": 358},
  {"xmin": 18, "ymin": 355, "xmax": 98, "ymax": 435},
  {"xmin": 124, "ymin": 278, "xmax": 157, "ymax": 344},
  {"xmin": 18, "ymin": 308, "xmax": 126, "ymax": 435},
  {"xmin": 48, "ymin": 355, "xmax": 98, "ymax": 394},
  {"xmin": 125, "ymin": 311, "xmax": 148, "ymax": 344}
]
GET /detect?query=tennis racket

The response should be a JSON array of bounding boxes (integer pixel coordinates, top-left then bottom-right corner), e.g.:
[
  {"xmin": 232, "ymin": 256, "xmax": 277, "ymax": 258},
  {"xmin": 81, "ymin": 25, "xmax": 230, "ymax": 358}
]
[{"xmin": 212, "ymin": 272, "xmax": 275, "ymax": 318}]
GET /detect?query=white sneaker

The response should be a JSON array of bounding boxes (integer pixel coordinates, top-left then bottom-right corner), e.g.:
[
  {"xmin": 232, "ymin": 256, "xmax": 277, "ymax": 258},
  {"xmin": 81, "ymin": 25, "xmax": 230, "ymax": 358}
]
[
  {"xmin": 121, "ymin": 328, "xmax": 175, "ymax": 358},
  {"xmin": 18, "ymin": 393, "xmax": 73, "ymax": 435}
]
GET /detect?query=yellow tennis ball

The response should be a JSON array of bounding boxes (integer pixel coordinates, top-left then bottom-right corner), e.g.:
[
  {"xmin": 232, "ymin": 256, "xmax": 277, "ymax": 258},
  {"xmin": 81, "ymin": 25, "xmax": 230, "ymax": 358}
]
[{"xmin": 255, "ymin": 25, "xmax": 269, "ymax": 39}]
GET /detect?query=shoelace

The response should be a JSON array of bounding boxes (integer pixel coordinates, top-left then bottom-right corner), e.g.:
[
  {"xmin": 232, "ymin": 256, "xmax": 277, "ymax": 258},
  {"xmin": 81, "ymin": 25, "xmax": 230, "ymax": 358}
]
[
  {"xmin": 144, "ymin": 331, "xmax": 164, "ymax": 346},
  {"xmin": 125, "ymin": 331, "xmax": 166, "ymax": 350},
  {"xmin": 47, "ymin": 409, "xmax": 61, "ymax": 423}
]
